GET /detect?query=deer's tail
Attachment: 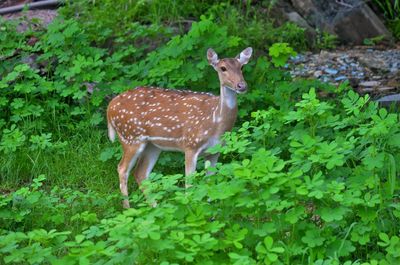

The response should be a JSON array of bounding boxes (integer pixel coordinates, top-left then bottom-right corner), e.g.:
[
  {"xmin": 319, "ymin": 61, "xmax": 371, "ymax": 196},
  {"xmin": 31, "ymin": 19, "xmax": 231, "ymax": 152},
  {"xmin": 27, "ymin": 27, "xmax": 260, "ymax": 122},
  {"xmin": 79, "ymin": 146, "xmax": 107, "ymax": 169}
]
[
  {"xmin": 108, "ymin": 120, "xmax": 116, "ymax": 142},
  {"xmin": 107, "ymin": 107, "xmax": 116, "ymax": 142}
]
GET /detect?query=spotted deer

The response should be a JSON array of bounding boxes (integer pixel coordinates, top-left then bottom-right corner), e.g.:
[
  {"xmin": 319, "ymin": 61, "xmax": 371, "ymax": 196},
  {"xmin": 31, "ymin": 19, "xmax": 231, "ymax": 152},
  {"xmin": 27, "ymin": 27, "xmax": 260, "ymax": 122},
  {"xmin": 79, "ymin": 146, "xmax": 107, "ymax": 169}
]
[{"xmin": 107, "ymin": 47, "xmax": 253, "ymax": 207}]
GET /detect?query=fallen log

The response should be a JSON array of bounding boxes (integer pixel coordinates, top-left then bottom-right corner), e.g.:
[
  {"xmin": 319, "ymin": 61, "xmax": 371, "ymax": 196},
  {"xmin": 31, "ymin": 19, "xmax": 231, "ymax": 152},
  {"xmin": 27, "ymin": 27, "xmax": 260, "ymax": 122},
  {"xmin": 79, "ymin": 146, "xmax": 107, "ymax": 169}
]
[{"xmin": 0, "ymin": 0, "xmax": 60, "ymax": 15}]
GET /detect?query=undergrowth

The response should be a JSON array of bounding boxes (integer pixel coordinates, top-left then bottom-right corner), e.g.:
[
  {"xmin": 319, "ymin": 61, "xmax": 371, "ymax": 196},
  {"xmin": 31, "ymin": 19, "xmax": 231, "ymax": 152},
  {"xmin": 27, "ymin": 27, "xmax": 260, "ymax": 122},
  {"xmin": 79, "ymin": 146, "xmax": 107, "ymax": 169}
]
[
  {"xmin": 0, "ymin": 2, "xmax": 399, "ymax": 264},
  {"xmin": 1, "ymin": 88, "xmax": 399, "ymax": 264}
]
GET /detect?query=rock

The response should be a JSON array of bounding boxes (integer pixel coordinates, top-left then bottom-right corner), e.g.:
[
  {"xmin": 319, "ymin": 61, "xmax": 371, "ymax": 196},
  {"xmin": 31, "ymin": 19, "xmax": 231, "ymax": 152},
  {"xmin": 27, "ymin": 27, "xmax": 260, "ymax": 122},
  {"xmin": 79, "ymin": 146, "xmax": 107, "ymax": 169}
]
[
  {"xmin": 332, "ymin": 4, "xmax": 393, "ymax": 45},
  {"xmin": 270, "ymin": 1, "xmax": 317, "ymax": 44},
  {"xmin": 290, "ymin": 0, "xmax": 316, "ymax": 17},
  {"xmin": 377, "ymin": 87, "xmax": 395, "ymax": 92},
  {"xmin": 324, "ymin": 68, "xmax": 338, "ymax": 75},
  {"xmin": 334, "ymin": 76, "xmax": 347, "ymax": 81},
  {"xmin": 359, "ymin": 81, "xmax": 381, "ymax": 87},
  {"xmin": 289, "ymin": 0, "xmax": 393, "ymax": 45},
  {"xmin": 358, "ymin": 56, "xmax": 388, "ymax": 72},
  {"xmin": 361, "ymin": 87, "xmax": 374, "ymax": 92},
  {"xmin": 376, "ymin": 93, "xmax": 400, "ymax": 107},
  {"xmin": 286, "ymin": 11, "xmax": 311, "ymax": 29},
  {"xmin": 313, "ymin": 70, "xmax": 322, "ymax": 77},
  {"xmin": 291, "ymin": 54, "xmax": 308, "ymax": 64}
]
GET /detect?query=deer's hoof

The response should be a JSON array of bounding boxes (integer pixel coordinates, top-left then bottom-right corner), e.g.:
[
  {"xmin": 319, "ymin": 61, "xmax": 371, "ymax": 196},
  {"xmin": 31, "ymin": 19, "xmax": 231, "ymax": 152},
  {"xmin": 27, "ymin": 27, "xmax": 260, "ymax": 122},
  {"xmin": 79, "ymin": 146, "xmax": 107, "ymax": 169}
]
[{"xmin": 122, "ymin": 200, "xmax": 130, "ymax": 209}]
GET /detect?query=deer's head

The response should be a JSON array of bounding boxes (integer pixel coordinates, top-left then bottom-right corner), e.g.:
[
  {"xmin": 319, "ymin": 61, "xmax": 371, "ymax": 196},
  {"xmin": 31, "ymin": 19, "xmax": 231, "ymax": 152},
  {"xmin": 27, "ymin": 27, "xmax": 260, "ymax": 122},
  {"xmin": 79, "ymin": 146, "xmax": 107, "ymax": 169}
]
[{"xmin": 207, "ymin": 47, "xmax": 253, "ymax": 94}]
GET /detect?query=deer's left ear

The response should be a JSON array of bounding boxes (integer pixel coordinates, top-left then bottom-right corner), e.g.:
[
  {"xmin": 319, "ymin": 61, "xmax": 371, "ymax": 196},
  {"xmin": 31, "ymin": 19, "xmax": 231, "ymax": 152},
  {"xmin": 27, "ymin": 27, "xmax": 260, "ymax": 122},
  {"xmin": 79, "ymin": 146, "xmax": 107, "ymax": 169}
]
[{"xmin": 237, "ymin": 47, "xmax": 253, "ymax": 65}]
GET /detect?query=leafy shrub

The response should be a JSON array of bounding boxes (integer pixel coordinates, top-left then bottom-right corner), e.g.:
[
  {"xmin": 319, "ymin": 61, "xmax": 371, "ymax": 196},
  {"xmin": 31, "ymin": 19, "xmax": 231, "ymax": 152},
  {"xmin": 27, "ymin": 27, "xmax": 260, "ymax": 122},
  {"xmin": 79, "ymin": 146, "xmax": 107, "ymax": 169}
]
[
  {"xmin": 1, "ymin": 3, "xmax": 400, "ymax": 264},
  {"xmin": 268, "ymin": 43, "xmax": 297, "ymax": 67},
  {"xmin": 1, "ymin": 87, "xmax": 399, "ymax": 264}
]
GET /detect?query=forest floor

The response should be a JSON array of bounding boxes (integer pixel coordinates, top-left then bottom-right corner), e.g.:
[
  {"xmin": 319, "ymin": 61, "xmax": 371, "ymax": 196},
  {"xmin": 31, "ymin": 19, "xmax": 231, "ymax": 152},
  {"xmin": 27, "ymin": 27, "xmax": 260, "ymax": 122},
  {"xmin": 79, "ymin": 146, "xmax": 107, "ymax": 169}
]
[{"xmin": 290, "ymin": 46, "xmax": 400, "ymax": 100}]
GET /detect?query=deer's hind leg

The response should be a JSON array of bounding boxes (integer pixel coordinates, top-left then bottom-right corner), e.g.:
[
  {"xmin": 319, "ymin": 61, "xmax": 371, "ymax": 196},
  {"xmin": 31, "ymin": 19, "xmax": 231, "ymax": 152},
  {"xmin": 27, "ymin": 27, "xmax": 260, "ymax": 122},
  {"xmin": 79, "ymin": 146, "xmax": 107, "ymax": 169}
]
[
  {"xmin": 118, "ymin": 142, "xmax": 146, "ymax": 208},
  {"xmin": 133, "ymin": 143, "xmax": 161, "ymax": 186},
  {"xmin": 133, "ymin": 143, "xmax": 161, "ymax": 207},
  {"xmin": 204, "ymin": 153, "xmax": 220, "ymax": 175}
]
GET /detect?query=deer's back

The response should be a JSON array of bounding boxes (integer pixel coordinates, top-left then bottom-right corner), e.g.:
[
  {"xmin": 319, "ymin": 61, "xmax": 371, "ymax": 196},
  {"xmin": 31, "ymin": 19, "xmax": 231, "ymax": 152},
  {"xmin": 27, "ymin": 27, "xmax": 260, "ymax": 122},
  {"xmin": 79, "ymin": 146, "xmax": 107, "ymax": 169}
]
[{"xmin": 107, "ymin": 87, "xmax": 220, "ymax": 149}]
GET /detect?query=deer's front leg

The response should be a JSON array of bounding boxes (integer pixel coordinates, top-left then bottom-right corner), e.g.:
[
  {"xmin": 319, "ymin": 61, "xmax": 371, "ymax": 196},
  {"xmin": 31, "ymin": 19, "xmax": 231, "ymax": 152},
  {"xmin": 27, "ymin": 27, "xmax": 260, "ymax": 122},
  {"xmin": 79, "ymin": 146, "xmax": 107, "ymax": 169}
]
[{"xmin": 184, "ymin": 149, "xmax": 199, "ymax": 188}]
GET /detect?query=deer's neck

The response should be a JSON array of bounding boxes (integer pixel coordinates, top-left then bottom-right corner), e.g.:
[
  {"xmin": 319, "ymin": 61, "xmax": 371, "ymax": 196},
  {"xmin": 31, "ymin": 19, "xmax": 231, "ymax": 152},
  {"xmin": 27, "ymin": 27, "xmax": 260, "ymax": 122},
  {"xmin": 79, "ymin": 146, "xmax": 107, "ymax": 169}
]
[
  {"xmin": 220, "ymin": 85, "xmax": 237, "ymax": 110},
  {"xmin": 214, "ymin": 85, "xmax": 238, "ymax": 132}
]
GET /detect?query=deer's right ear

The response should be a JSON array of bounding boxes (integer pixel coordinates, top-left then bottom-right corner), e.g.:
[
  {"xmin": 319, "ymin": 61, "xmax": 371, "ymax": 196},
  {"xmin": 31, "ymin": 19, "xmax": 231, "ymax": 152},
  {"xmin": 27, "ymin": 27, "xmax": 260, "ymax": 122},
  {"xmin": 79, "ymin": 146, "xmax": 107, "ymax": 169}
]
[
  {"xmin": 237, "ymin": 47, "xmax": 253, "ymax": 65},
  {"xmin": 207, "ymin": 48, "xmax": 219, "ymax": 67}
]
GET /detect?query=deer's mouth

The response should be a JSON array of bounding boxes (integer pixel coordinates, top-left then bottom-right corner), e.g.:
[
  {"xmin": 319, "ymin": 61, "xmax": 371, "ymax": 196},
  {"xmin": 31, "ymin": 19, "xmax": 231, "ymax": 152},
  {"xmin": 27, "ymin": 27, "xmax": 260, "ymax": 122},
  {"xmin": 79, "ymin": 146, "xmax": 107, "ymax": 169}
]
[
  {"xmin": 224, "ymin": 85, "xmax": 247, "ymax": 94},
  {"xmin": 236, "ymin": 87, "xmax": 247, "ymax": 94}
]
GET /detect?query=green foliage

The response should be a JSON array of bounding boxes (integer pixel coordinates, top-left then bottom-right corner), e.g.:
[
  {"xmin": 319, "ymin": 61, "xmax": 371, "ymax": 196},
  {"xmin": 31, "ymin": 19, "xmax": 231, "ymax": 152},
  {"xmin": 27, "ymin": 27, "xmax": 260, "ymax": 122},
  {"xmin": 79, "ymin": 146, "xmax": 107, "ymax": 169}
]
[
  {"xmin": 388, "ymin": 18, "xmax": 400, "ymax": 39},
  {"xmin": 363, "ymin": 35, "xmax": 385, "ymax": 46},
  {"xmin": 315, "ymin": 30, "xmax": 338, "ymax": 50},
  {"xmin": 268, "ymin": 43, "xmax": 297, "ymax": 67},
  {"xmin": 1, "ymin": 2, "xmax": 400, "ymax": 264},
  {"xmin": 372, "ymin": 0, "xmax": 400, "ymax": 20},
  {"xmin": 371, "ymin": 0, "xmax": 400, "ymax": 39},
  {"xmin": 1, "ymin": 86, "xmax": 400, "ymax": 263},
  {"xmin": 61, "ymin": 0, "xmax": 215, "ymax": 38}
]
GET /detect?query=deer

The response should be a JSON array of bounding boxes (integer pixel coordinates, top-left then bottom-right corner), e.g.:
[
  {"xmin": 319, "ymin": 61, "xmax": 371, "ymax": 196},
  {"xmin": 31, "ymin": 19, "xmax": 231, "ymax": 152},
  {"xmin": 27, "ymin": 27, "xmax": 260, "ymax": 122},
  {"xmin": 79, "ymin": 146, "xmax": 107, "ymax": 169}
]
[{"xmin": 107, "ymin": 47, "xmax": 253, "ymax": 208}]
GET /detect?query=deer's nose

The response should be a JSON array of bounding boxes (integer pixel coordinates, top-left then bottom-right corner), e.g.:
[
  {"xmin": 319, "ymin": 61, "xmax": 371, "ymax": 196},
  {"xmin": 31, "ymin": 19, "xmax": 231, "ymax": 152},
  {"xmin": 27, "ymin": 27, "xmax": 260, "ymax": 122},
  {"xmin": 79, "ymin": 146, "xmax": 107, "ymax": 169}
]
[{"xmin": 237, "ymin": 82, "xmax": 247, "ymax": 93}]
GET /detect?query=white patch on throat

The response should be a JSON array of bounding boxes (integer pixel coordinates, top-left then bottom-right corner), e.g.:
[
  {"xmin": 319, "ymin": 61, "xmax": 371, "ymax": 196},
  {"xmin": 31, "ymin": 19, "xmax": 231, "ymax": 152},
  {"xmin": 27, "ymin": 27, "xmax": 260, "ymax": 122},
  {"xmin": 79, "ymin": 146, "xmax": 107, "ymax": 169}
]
[{"xmin": 221, "ymin": 86, "xmax": 237, "ymax": 109}]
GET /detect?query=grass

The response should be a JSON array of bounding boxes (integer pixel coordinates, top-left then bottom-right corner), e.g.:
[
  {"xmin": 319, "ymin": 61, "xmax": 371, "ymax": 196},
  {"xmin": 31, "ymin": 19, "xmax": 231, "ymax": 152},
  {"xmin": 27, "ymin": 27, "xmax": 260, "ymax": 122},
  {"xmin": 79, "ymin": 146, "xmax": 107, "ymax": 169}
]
[
  {"xmin": 0, "ymin": 124, "xmax": 190, "ymax": 200},
  {"xmin": 0, "ymin": 128, "xmax": 117, "ymax": 194}
]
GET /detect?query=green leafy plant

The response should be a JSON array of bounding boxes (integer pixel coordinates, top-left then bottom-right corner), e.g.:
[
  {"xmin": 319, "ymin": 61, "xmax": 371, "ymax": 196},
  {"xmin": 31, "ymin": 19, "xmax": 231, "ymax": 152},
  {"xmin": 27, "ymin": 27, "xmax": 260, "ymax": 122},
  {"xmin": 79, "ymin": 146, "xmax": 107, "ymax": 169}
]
[
  {"xmin": 315, "ymin": 29, "xmax": 338, "ymax": 50},
  {"xmin": 268, "ymin": 42, "xmax": 297, "ymax": 67},
  {"xmin": 363, "ymin": 35, "xmax": 385, "ymax": 45}
]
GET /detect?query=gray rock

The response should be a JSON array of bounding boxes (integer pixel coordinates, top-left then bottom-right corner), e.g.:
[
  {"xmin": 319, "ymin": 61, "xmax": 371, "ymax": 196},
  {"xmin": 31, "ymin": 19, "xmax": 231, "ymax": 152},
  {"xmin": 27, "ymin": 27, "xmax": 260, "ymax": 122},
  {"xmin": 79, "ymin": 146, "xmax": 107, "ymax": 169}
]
[
  {"xmin": 334, "ymin": 76, "xmax": 347, "ymax": 81},
  {"xmin": 358, "ymin": 56, "xmax": 389, "ymax": 72},
  {"xmin": 359, "ymin": 81, "xmax": 381, "ymax": 87},
  {"xmin": 313, "ymin": 70, "xmax": 323, "ymax": 77},
  {"xmin": 376, "ymin": 94, "xmax": 400, "ymax": 107},
  {"xmin": 324, "ymin": 68, "xmax": 338, "ymax": 75},
  {"xmin": 286, "ymin": 11, "xmax": 312, "ymax": 29},
  {"xmin": 290, "ymin": 0, "xmax": 393, "ymax": 45},
  {"xmin": 377, "ymin": 87, "xmax": 395, "ymax": 92}
]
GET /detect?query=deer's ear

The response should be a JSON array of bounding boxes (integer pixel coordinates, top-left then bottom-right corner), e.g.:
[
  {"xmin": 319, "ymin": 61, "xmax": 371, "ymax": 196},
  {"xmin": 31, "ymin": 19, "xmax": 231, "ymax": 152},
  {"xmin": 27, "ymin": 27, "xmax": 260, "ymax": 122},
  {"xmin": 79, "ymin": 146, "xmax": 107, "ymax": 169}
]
[
  {"xmin": 237, "ymin": 47, "xmax": 253, "ymax": 65},
  {"xmin": 207, "ymin": 48, "xmax": 219, "ymax": 66}
]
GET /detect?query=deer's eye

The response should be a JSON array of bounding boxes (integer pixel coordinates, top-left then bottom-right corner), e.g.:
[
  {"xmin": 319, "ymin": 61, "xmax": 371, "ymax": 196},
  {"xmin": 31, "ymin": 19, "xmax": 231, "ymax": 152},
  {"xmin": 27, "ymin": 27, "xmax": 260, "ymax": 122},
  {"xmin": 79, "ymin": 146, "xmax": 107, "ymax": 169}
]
[{"xmin": 220, "ymin": 66, "xmax": 227, "ymax": 72}]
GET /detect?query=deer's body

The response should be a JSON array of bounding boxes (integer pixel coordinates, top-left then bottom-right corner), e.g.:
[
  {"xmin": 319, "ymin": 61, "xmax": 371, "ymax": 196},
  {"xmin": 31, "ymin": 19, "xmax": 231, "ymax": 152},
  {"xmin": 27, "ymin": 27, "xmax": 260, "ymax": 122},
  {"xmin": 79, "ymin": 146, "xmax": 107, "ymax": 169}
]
[
  {"xmin": 108, "ymin": 87, "xmax": 237, "ymax": 152},
  {"xmin": 107, "ymin": 48, "xmax": 252, "ymax": 208}
]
